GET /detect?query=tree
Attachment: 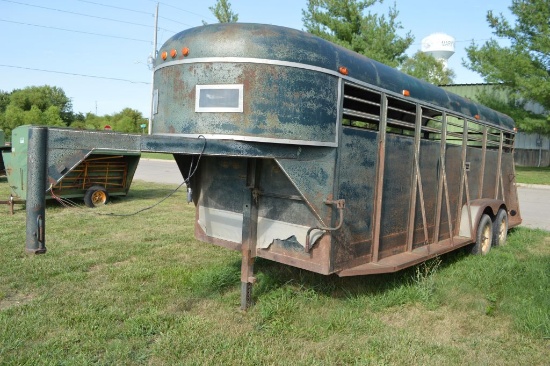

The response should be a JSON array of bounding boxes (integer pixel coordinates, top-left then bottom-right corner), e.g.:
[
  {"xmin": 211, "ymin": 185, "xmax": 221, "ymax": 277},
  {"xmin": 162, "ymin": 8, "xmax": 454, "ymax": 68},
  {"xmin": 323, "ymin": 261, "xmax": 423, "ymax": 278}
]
[
  {"xmin": 476, "ymin": 89, "xmax": 549, "ymax": 134},
  {"xmin": 111, "ymin": 108, "xmax": 147, "ymax": 133},
  {"xmin": 3, "ymin": 105, "xmax": 25, "ymax": 137},
  {"xmin": 463, "ymin": 0, "xmax": 550, "ymax": 134},
  {"xmin": 0, "ymin": 86, "xmax": 75, "ymax": 137},
  {"xmin": 0, "ymin": 90, "xmax": 9, "ymax": 114},
  {"xmin": 43, "ymin": 106, "xmax": 65, "ymax": 127},
  {"xmin": 400, "ymin": 51, "xmax": 456, "ymax": 85},
  {"xmin": 207, "ymin": 0, "xmax": 238, "ymax": 23},
  {"xmin": 9, "ymin": 86, "xmax": 73, "ymax": 125},
  {"xmin": 302, "ymin": 0, "xmax": 414, "ymax": 67},
  {"xmin": 82, "ymin": 112, "xmax": 105, "ymax": 130}
]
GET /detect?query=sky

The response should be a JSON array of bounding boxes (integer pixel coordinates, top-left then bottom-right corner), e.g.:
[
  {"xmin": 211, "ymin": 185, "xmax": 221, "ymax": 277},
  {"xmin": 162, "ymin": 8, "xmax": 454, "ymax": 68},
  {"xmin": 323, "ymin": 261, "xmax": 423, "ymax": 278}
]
[{"xmin": 0, "ymin": 0, "xmax": 513, "ymax": 117}]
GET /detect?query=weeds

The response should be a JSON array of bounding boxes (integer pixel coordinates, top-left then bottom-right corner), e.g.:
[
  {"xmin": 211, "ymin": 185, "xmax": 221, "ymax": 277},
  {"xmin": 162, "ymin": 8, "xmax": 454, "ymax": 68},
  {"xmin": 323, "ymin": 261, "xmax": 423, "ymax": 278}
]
[{"xmin": 412, "ymin": 256, "xmax": 442, "ymax": 305}]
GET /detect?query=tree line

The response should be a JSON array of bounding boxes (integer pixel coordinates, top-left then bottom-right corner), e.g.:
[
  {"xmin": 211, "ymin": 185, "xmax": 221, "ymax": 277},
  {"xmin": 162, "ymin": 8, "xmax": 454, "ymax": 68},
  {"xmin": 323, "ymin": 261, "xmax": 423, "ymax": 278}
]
[
  {"xmin": 0, "ymin": 86, "xmax": 148, "ymax": 139},
  {"xmin": 214, "ymin": 0, "xmax": 550, "ymax": 135},
  {"xmin": 3, "ymin": 0, "xmax": 547, "ymax": 139}
]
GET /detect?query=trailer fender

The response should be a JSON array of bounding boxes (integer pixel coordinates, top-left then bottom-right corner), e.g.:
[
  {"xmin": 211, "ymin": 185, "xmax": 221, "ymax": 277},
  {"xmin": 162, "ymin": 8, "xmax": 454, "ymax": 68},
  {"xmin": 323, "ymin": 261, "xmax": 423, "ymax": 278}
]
[{"xmin": 459, "ymin": 199, "xmax": 506, "ymax": 239}]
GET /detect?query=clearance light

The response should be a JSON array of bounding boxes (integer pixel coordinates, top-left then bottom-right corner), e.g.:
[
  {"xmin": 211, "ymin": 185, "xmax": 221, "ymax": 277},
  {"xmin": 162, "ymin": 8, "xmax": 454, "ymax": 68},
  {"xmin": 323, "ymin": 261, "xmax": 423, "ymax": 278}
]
[
  {"xmin": 474, "ymin": 114, "xmax": 480, "ymax": 120},
  {"xmin": 338, "ymin": 66, "xmax": 349, "ymax": 75},
  {"xmin": 514, "ymin": 127, "xmax": 518, "ymax": 132},
  {"xmin": 182, "ymin": 47, "xmax": 190, "ymax": 56},
  {"xmin": 170, "ymin": 49, "xmax": 177, "ymax": 58},
  {"xmin": 161, "ymin": 51, "xmax": 168, "ymax": 61},
  {"xmin": 402, "ymin": 89, "xmax": 410, "ymax": 97}
]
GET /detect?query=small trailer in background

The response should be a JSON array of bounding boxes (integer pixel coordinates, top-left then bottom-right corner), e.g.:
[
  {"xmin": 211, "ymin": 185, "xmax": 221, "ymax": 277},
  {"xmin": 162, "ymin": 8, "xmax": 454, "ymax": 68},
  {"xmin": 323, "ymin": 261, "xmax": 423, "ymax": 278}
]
[
  {"xmin": 2, "ymin": 125, "xmax": 140, "ymax": 211},
  {"xmin": 0, "ymin": 130, "xmax": 10, "ymax": 176}
]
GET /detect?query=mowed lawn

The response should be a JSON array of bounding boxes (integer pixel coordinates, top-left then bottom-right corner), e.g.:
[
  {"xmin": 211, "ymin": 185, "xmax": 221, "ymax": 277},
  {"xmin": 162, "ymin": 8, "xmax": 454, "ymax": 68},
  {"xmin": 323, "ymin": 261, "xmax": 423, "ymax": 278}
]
[{"xmin": 0, "ymin": 179, "xmax": 548, "ymax": 365}]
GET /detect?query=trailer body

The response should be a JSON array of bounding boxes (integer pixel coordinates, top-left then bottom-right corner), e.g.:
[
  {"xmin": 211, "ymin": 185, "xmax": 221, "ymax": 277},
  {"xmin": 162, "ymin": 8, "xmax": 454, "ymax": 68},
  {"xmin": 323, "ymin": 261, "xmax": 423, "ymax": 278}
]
[
  {"xmin": 151, "ymin": 23, "xmax": 521, "ymax": 276},
  {"xmin": 22, "ymin": 24, "xmax": 521, "ymax": 308}
]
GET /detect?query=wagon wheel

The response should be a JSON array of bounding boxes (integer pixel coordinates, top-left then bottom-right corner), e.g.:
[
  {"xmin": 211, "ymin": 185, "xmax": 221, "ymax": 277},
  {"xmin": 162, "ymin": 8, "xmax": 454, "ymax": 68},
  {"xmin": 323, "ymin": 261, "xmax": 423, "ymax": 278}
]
[
  {"xmin": 84, "ymin": 185, "xmax": 109, "ymax": 208},
  {"xmin": 471, "ymin": 214, "xmax": 493, "ymax": 255},
  {"xmin": 492, "ymin": 208, "xmax": 508, "ymax": 247}
]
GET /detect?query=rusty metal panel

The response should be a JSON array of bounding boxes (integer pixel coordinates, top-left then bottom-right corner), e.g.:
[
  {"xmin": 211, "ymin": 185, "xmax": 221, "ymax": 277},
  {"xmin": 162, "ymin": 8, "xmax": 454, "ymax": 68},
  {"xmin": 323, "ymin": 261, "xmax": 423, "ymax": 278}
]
[
  {"xmin": 153, "ymin": 62, "xmax": 339, "ymax": 145},
  {"xmin": 332, "ymin": 128, "xmax": 378, "ymax": 270},
  {"xmin": 466, "ymin": 147, "xmax": 484, "ymax": 200},
  {"xmin": 440, "ymin": 144, "xmax": 463, "ymax": 239},
  {"xmin": 378, "ymin": 134, "xmax": 414, "ymax": 259},
  {"xmin": 483, "ymin": 150, "xmax": 499, "ymax": 199},
  {"xmin": 412, "ymin": 140, "xmax": 440, "ymax": 249}
]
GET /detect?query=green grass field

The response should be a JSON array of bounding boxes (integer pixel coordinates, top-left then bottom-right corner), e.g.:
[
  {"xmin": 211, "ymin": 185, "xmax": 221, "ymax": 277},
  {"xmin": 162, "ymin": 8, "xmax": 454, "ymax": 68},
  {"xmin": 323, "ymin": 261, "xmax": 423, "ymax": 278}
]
[
  {"xmin": 515, "ymin": 165, "xmax": 550, "ymax": 185},
  {"xmin": 0, "ymin": 180, "xmax": 548, "ymax": 365}
]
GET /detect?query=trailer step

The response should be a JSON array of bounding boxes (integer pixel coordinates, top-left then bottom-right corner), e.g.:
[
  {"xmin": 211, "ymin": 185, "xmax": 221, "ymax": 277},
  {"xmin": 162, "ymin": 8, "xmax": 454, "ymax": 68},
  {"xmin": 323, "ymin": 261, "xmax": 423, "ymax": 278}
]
[{"xmin": 338, "ymin": 236, "xmax": 472, "ymax": 276}]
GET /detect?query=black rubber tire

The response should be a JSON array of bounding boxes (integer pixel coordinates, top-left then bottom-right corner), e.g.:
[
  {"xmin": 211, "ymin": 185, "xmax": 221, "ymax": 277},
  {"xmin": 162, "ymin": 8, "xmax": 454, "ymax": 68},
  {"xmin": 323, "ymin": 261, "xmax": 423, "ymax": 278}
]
[
  {"xmin": 84, "ymin": 185, "xmax": 109, "ymax": 208},
  {"xmin": 471, "ymin": 214, "xmax": 493, "ymax": 255},
  {"xmin": 492, "ymin": 208, "xmax": 509, "ymax": 247}
]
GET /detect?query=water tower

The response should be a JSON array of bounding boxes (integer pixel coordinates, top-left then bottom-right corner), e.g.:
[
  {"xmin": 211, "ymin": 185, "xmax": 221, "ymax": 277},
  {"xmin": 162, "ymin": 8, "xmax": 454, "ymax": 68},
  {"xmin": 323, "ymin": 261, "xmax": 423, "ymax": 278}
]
[{"xmin": 421, "ymin": 33, "xmax": 455, "ymax": 68}]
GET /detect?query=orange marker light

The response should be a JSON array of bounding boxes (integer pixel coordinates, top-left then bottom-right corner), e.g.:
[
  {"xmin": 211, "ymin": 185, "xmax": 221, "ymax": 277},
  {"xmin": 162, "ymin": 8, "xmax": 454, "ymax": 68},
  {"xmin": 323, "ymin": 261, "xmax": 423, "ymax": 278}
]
[
  {"xmin": 170, "ymin": 49, "xmax": 177, "ymax": 58},
  {"xmin": 161, "ymin": 51, "xmax": 168, "ymax": 61},
  {"xmin": 338, "ymin": 66, "xmax": 349, "ymax": 75},
  {"xmin": 402, "ymin": 89, "xmax": 410, "ymax": 97},
  {"xmin": 474, "ymin": 114, "xmax": 480, "ymax": 120},
  {"xmin": 182, "ymin": 47, "xmax": 190, "ymax": 56}
]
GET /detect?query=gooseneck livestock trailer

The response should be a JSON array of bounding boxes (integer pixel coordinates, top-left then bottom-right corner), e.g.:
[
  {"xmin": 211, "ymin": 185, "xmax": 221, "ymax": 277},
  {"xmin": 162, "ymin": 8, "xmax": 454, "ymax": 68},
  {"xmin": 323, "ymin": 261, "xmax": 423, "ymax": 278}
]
[{"xmin": 23, "ymin": 23, "xmax": 521, "ymax": 309}]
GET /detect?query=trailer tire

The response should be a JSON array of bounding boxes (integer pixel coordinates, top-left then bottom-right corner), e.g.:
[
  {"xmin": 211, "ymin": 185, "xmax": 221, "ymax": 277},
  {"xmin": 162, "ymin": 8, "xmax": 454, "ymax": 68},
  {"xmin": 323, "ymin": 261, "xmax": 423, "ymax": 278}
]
[
  {"xmin": 84, "ymin": 185, "xmax": 109, "ymax": 208},
  {"xmin": 492, "ymin": 208, "xmax": 508, "ymax": 247},
  {"xmin": 471, "ymin": 214, "xmax": 493, "ymax": 255}
]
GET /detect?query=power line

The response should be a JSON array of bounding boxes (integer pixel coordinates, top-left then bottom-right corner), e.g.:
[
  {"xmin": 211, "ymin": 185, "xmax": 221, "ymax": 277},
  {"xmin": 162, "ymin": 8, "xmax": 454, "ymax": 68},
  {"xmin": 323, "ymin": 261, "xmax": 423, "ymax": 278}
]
[
  {"xmin": 75, "ymin": 0, "xmax": 153, "ymax": 16},
  {"xmin": 74, "ymin": 0, "xmax": 193, "ymax": 27},
  {"xmin": 1, "ymin": 0, "xmax": 176, "ymax": 33},
  {"xmin": 0, "ymin": 19, "xmax": 151, "ymax": 43},
  {"xmin": 148, "ymin": 0, "xmax": 217, "ymax": 23},
  {"xmin": 158, "ymin": 15, "xmax": 194, "ymax": 28},
  {"xmin": 0, "ymin": 64, "xmax": 151, "ymax": 85}
]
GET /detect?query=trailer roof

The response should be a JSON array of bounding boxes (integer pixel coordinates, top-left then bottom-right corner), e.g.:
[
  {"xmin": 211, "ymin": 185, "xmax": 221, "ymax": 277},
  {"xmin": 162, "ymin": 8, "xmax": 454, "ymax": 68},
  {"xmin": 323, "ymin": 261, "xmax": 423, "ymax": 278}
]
[{"xmin": 159, "ymin": 23, "xmax": 515, "ymax": 132}]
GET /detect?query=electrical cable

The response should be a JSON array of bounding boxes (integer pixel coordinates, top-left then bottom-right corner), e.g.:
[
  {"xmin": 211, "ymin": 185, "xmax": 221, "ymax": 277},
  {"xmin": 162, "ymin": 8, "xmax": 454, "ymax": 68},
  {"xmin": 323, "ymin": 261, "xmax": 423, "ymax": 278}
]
[
  {"xmin": 75, "ymin": 0, "xmax": 153, "ymax": 15},
  {"xmin": 0, "ymin": 19, "xmax": 151, "ymax": 43},
  {"xmin": 97, "ymin": 135, "xmax": 206, "ymax": 217},
  {"xmin": 147, "ymin": 0, "xmax": 217, "ymax": 23},
  {"xmin": 1, "ymin": 0, "xmax": 177, "ymax": 33},
  {"xmin": 0, "ymin": 64, "xmax": 151, "ymax": 85}
]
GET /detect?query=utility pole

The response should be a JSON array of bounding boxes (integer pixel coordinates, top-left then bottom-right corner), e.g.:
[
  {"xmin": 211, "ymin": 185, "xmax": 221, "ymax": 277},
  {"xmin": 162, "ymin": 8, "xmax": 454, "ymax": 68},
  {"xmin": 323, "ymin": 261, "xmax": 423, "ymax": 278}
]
[{"xmin": 148, "ymin": 3, "xmax": 159, "ymax": 135}]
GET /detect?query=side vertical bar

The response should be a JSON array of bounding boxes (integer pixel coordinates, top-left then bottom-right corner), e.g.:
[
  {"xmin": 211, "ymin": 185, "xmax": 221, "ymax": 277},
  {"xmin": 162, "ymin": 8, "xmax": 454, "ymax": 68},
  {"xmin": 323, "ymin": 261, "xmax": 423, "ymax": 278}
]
[
  {"xmin": 433, "ymin": 112, "xmax": 447, "ymax": 244},
  {"xmin": 406, "ymin": 104, "xmax": 422, "ymax": 251},
  {"xmin": 371, "ymin": 93, "xmax": 388, "ymax": 262},
  {"xmin": 455, "ymin": 118, "xmax": 468, "ymax": 236},
  {"xmin": 479, "ymin": 127, "xmax": 487, "ymax": 199},
  {"xmin": 26, "ymin": 126, "xmax": 48, "ymax": 254},
  {"xmin": 495, "ymin": 131, "xmax": 504, "ymax": 200}
]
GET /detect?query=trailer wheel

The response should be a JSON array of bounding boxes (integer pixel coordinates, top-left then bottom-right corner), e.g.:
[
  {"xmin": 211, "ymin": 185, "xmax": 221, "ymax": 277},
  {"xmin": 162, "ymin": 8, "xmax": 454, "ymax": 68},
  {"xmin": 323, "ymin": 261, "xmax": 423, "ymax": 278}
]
[
  {"xmin": 84, "ymin": 186, "xmax": 109, "ymax": 208},
  {"xmin": 471, "ymin": 214, "xmax": 493, "ymax": 255},
  {"xmin": 492, "ymin": 208, "xmax": 508, "ymax": 247}
]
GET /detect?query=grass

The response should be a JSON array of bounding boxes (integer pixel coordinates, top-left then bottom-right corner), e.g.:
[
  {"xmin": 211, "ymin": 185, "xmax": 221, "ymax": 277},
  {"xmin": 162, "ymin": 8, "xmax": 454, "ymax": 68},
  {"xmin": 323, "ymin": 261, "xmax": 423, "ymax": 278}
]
[
  {"xmin": 515, "ymin": 165, "xmax": 550, "ymax": 185},
  {"xmin": 0, "ymin": 179, "xmax": 549, "ymax": 365}
]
